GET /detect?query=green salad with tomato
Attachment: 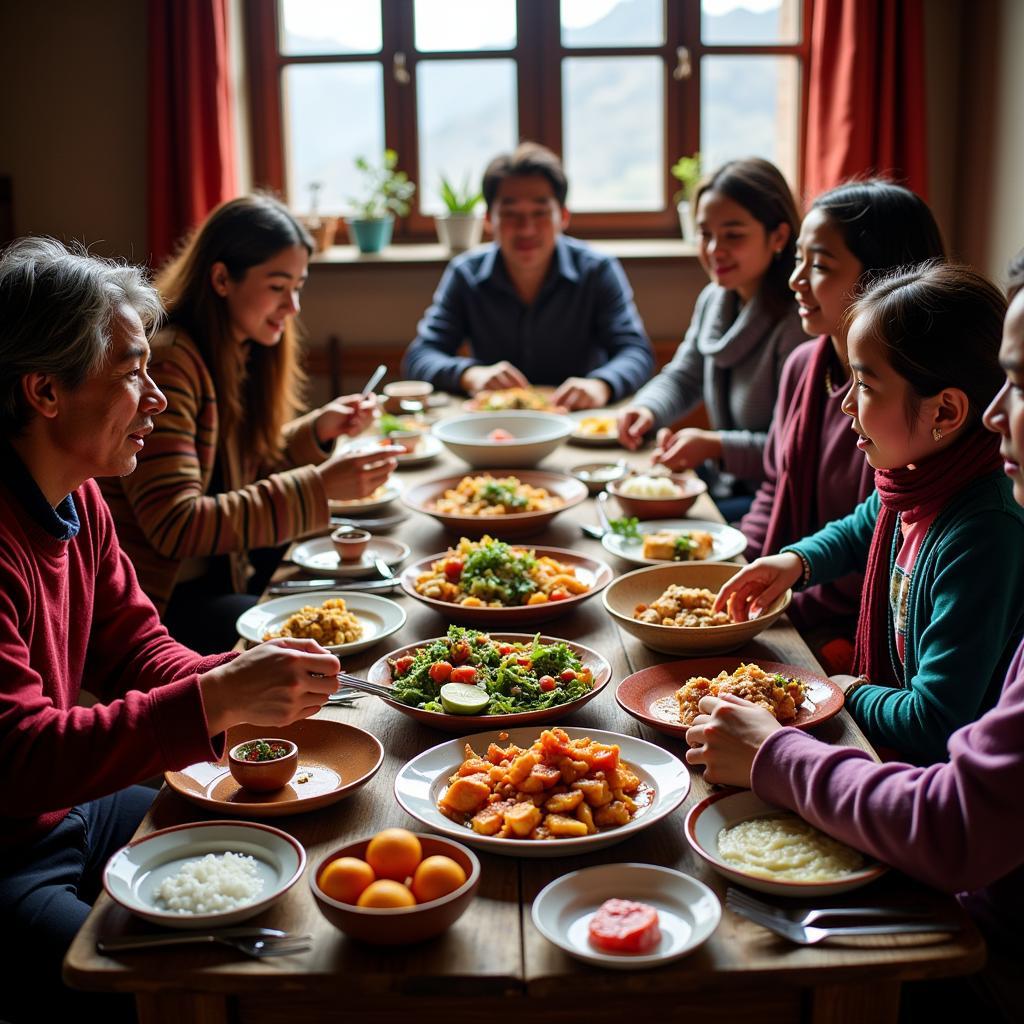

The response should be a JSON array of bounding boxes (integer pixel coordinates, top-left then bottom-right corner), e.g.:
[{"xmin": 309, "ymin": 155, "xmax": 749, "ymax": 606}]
[{"xmin": 388, "ymin": 626, "xmax": 594, "ymax": 715}]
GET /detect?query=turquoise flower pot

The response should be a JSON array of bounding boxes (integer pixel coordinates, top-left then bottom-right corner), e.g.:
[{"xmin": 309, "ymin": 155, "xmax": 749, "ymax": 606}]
[{"xmin": 346, "ymin": 216, "xmax": 394, "ymax": 253}]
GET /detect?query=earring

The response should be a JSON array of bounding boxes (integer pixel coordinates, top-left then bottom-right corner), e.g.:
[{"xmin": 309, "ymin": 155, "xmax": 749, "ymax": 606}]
[{"xmin": 932, "ymin": 427, "xmax": 943, "ymax": 441}]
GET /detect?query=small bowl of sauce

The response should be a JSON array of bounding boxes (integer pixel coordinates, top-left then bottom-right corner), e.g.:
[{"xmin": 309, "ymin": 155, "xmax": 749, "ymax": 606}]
[{"xmin": 570, "ymin": 462, "xmax": 629, "ymax": 495}]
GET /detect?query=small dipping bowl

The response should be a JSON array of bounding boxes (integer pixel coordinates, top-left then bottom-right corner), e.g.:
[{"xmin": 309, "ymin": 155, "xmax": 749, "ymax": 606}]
[
  {"xmin": 331, "ymin": 527, "xmax": 371, "ymax": 561},
  {"xmin": 385, "ymin": 429, "xmax": 422, "ymax": 455},
  {"xmin": 310, "ymin": 834, "xmax": 480, "ymax": 945},
  {"xmin": 570, "ymin": 461, "xmax": 629, "ymax": 496},
  {"xmin": 228, "ymin": 738, "xmax": 299, "ymax": 792},
  {"xmin": 383, "ymin": 380, "xmax": 434, "ymax": 414}
]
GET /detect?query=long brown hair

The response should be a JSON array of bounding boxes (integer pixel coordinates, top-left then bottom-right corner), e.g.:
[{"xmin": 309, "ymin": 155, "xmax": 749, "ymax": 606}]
[{"xmin": 156, "ymin": 195, "xmax": 314, "ymax": 463}]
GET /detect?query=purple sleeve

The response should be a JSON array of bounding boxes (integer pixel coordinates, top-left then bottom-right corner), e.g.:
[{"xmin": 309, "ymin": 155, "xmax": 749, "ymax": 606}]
[{"xmin": 751, "ymin": 645, "xmax": 1024, "ymax": 893}]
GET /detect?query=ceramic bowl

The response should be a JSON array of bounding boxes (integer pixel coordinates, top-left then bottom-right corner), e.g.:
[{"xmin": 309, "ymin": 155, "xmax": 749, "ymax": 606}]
[
  {"xmin": 432, "ymin": 411, "xmax": 575, "ymax": 468},
  {"xmin": 402, "ymin": 470, "xmax": 588, "ymax": 538},
  {"xmin": 331, "ymin": 527, "xmax": 371, "ymax": 562},
  {"xmin": 386, "ymin": 429, "xmax": 422, "ymax": 454},
  {"xmin": 607, "ymin": 473, "xmax": 708, "ymax": 518},
  {"xmin": 602, "ymin": 562, "xmax": 791, "ymax": 655},
  {"xmin": 227, "ymin": 738, "xmax": 299, "ymax": 792},
  {"xmin": 382, "ymin": 380, "xmax": 434, "ymax": 414},
  {"xmin": 569, "ymin": 461, "xmax": 629, "ymax": 495},
  {"xmin": 310, "ymin": 834, "xmax": 480, "ymax": 945}
]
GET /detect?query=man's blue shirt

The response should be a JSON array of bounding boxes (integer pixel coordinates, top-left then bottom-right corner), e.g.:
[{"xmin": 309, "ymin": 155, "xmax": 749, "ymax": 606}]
[{"xmin": 401, "ymin": 235, "xmax": 654, "ymax": 399}]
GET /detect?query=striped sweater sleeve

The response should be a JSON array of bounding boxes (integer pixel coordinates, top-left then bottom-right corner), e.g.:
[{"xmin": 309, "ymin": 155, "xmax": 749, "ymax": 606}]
[{"xmin": 119, "ymin": 337, "xmax": 329, "ymax": 562}]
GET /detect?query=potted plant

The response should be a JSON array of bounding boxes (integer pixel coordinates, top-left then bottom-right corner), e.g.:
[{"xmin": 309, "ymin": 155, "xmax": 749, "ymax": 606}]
[
  {"xmin": 301, "ymin": 181, "xmax": 338, "ymax": 253},
  {"xmin": 435, "ymin": 174, "xmax": 484, "ymax": 254},
  {"xmin": 670, "ymin": 152, "xmax": 702, "ymax": 243},
  {"xmin": 346, "ymin": 150, "xmax": 416, "ymax": 254}
]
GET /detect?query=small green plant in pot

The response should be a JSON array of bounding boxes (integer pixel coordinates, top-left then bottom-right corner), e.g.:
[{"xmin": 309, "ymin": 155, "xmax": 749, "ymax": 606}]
[
  {"xmin": 346, "ymin": 150, "xmax": 416, "ymax": 254},
  {"xmin": 435, "ymin": 173, "xmax": 484, "ymax": 254},
  {"xmin": 670, "ymin": 152, "xmax": 702, "ymax": 243}
]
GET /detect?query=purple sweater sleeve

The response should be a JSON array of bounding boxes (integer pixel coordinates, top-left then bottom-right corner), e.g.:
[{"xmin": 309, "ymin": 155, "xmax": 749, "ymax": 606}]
[{"xmin": 751, "ymin": 643, "xmax": 1024, "ymax": 895}]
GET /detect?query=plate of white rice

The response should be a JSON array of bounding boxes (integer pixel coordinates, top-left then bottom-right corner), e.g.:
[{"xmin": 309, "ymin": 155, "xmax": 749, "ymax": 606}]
[{"xmin": 103, "ymin": 820, "xmax": 306, "ymax": 928}]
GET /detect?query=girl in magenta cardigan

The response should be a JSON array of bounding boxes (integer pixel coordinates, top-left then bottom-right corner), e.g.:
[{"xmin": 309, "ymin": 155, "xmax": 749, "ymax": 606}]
[
  {"xmin": 740, "ymin": 181, "xmax": 945, "ymax": 659},
  {"xmin": 687, "ymin": 250, "xmax": 1024, "ymax": 1017}
]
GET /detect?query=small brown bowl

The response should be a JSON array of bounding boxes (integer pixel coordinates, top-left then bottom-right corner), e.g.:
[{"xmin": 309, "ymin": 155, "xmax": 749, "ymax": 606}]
[
  {"xmin": 607, "ymin": 473, "xmax": 708, "ymax": 519},
  {"xmin": 385, "ymin": 429, "xmax": 422, "ymax": 454},
  {"xmin": 227, "ymin": 738, "xmax": 298, "ymax": 792},
  {"xmin": 310, "ymin": 834, "xmax": 480, "ymax": 945},
  {"xmin": 331, "ymin": 527, "xmax": 371, "ymax": 561},
  {"xmin": 383, "ymin": 381, "xmax": 434, "ymax": 414}
]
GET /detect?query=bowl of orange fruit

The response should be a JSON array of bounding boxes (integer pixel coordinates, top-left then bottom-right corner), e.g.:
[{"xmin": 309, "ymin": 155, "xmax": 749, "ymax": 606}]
[{"xmin": 310, "ymin": 827, "xmax": 481, "ymax": 944}]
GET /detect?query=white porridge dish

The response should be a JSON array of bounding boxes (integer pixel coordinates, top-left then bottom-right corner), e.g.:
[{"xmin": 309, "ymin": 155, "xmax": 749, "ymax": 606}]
[
  {"xmin": 103, "ymin": 820, "xmax": 306, "ymax": 928},
  {"xmin": 685, "ymin": 790, "xmax": 887, "ymax": 897},
  {"xmin": 619, "ymin": 475, "xmax": 684, "ymax": 499},
  {"xmin": 717, "ymin": 814, "xmax": 864, "ymax": 882}
]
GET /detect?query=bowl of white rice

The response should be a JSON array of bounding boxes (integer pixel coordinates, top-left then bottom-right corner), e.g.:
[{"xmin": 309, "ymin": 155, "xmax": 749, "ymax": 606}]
[
  {"xmin": 103, "ymin": 820, "xmax": 306, "ymax": 928},
  {"xmin": 608, "ymin": 472, "xmax": 708, "ymax": 519}
]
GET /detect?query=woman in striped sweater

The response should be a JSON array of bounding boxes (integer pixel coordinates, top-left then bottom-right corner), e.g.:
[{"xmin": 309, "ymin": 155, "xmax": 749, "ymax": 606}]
[{"xmin": 102, "ymin": 195, "xmax": 398, "ymax": 652}]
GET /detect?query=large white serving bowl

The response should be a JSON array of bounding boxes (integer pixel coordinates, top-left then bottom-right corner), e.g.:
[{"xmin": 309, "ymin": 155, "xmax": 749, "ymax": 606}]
[
  {"xmin": 685, "ymin": 790, "xmax": 887, "ymax": 898},
  {"xmin": 103, "ymin": 820, "xmax": 306, "ymax": 928},
  {"xmin": 432, "ymin": 411, "xmax": 575, "ymax": 468},
  {"xmin": 532, "ymin": 863, "xmax": 721, "ymax": 969},
  {"xmin": 394, "ymin": 726, "xmax": 690, "ymax": 858}
]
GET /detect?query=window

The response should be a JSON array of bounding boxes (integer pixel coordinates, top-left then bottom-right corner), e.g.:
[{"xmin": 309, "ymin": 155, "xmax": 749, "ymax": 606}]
[{"xmin": 245, "ymin": 0, "xmax": 808, "ymax": 240}]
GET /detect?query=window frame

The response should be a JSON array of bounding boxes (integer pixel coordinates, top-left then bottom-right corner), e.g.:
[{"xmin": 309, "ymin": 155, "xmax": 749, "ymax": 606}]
[{"xmin": 244, "ymin": 0, "xmax": 812, "ymax": 242}]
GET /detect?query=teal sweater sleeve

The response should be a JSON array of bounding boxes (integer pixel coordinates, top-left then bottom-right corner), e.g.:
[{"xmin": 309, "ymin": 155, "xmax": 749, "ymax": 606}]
[
  {"xmin": 846, "ymin": 502, "xmax": 1024, "ymax": 764},
  {"xmin": 783, "ymin": 491, "xmax": 879, "ymax": 585}
]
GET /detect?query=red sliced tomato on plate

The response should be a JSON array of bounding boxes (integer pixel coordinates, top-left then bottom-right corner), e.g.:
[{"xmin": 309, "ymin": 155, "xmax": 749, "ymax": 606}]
[{"xmin": 588, "ymin": 899, "xmax": 661, "ymax": 954}]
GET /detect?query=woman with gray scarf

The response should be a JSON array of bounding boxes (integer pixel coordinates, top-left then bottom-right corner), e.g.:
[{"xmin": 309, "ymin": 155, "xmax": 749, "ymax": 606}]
[{"xmin": 619, "ymin": 159, "xmax": 806, "ymax": 520}]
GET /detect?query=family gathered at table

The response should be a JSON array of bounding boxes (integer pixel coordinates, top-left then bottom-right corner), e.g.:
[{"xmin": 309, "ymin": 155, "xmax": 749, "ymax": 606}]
[{"xmin": 2, "ymin": 141, "xmax": 1024, "ymax": 1023}]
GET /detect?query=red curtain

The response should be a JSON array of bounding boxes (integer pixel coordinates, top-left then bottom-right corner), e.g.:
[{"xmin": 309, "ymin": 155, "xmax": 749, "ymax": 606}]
[
  {"xmin": 148, "ymin": 0, "xmax": 238, "ymax": 267},
  {"xmin": 803, "ymin": 0, "xmax": 928, "ymax": 201}
]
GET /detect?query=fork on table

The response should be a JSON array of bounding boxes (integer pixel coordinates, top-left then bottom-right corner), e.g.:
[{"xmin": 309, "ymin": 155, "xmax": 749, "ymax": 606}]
[
  {"xmin": 726, "ymin": 888, "xmax": 961, "ymax": 946},
  {"xmin": 98, "ymin": 927, "xmax": 312, "ymax": 959}
]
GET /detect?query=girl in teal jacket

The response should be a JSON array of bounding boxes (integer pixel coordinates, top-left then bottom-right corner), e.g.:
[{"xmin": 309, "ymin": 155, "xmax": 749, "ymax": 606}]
[{"xmin": 716, "ymin": 263, "xmax": 1024, "ymax": 764}]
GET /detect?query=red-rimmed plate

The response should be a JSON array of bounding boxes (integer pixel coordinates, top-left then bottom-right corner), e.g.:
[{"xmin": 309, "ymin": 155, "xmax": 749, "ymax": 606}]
[
  {"xmin": 685, "ymin": 790, "xmax": 887, "ymax": 898},
  {"xmin": 401, "ymin": 545, "xmax": 613, "ymax": 626},
  {"xmin": 363, "ymin": 632, "xmax": 612, "ymax": 732},
  {"xmin": 164, "ymin": 719, "xmax": 384, "ymax": 818},
  {"xmin": 402, "ymin": 470, "xmax": 588, "ymax": 538},
  {"xmin": 615, "ymin": 658, "xmax": 844, "ymax": 739}
]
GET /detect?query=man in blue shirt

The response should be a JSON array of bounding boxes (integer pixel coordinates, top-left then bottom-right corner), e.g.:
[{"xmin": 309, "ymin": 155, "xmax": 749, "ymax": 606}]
[{"xmin": 402, "ymin": 143, "xmax": 654, "ymax": 410}]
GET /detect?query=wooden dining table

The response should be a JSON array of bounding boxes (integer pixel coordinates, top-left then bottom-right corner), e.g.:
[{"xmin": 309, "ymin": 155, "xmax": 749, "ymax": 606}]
[{"xmin": 65, "ymin": 415, "xmax": 984, "ymax": 1024}]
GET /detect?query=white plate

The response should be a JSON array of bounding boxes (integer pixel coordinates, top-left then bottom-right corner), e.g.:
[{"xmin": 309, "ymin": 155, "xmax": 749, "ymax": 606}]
[
  {"xmin": 103, "ymin": 820, "xmax": 306, "ymax": 928},
  {"xmin": 568, "ymin": 412, "xmax": 621, "ymax": 447},
  {"xmin": 290, "ymin": 536, "xmax": 411, "ymax": 578},
  {"xmin": 601, "ymin": 519, "xmax": 748, "ymax": 566},
  {"xmin": 532, "ymin": 863, "xmax": 721, "ymax": 969},
  {"xmin": 685, "ymin": 790, "xmax": 887, "ymax": 898},
  {"xmin": 236, "ymin": 591, "xmax": 406, "ymax": 655},
  {"xmin": 329, "ymin": 481, "xmax": 402, "ymax": 515},
  {"xmin": 394, "ymin": 726, "xmax": 690, "ymax": 858}
]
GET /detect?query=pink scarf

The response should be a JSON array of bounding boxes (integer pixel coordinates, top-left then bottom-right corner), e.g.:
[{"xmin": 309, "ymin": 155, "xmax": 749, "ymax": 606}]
[{"xmin": 853, "ymin": 426, "xmax": 1003, "ymax": 684}]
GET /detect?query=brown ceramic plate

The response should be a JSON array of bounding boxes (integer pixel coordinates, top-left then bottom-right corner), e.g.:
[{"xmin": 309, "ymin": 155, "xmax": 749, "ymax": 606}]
[
  {"xmin": 607, "ymin": 473, "xmax": 708, "ymax": 519},
  {"xmin": 164, "ymin": 719, "xmax": 384, "ymax": 818},
  {"xmin": 616, "ymin": 658, "xmax": 844, "ymax": 739},
  {"xmin": 603, "ymin": 562, "xmax": 791, "ymax": 655},
  {"xmin": 402, "ymin": 470, "xmax": 588, "ymax": 538},
  {"xmin": 363, "ymin": 632, "xmax": 612, "ymax": 732},
  {"xmin": 401, "ymin": 545, "xmax": 613, "ymax": 626}
]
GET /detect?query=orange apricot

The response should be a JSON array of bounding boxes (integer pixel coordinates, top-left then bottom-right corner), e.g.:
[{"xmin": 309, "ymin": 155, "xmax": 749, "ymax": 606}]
[
  {"xmin": 318, "ymin": 856, "xmax": 375, "ymax": 905},
  {"xmin": 356, "ymin": 878, "xmax": 417, "ymax": 908},
  {"xmin": 365, "ymin": 828, "xmax": 422, "ymax": 882},
  {"xmin": 410, "ymin": 855, "xmax": 467, "ymax": 903}
]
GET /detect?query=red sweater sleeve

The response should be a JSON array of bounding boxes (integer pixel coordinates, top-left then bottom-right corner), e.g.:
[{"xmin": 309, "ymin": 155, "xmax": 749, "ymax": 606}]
[{"xmin": 0, "ymin": 482, "xmax": 228, "ymax": 835}]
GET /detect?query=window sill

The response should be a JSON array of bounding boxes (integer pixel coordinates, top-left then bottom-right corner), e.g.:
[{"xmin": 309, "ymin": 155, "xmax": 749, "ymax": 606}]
[{"xmin": 311, "ymin": 238, "xmax": 700, "ymax": 268}]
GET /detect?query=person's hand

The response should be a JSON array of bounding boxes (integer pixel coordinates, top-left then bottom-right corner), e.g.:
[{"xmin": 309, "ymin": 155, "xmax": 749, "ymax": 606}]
[
  {"xmin": 199, "ymin": 638, "xmax": 341, "ymax": 735},
  {"xmin": 617, "ymin": 405, "xmax": 656, "ymax": 450},
  {"xmin": 712, "ymin": 553, "xmax": 803, "ymax": 622},
  {"xmin": 652, "ymin": 427, "xmax": 723, "ymax": 471},
  {"xmin": 314, "ymin": 393, "xmax": 377, "ymax": 445},
  {"xmin": 460, "ymin": 361, "xmax": 529, "ymax": 395},
  {"xmin": 315, "ymin": 446, "xmax": 400, "ymax": 502},
  {"xmin": 684, "ymin": 693, "xmax": 783, "ymax": 788},
  {"xmin": 552, "ymin": 376, "xmax": 611, "ymax": 411}
]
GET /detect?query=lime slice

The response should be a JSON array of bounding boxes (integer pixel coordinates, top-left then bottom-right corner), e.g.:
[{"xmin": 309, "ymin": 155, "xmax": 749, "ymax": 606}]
[{"xmin": 440, "ymin": 682, "xmax": 489, "ymax": 715}]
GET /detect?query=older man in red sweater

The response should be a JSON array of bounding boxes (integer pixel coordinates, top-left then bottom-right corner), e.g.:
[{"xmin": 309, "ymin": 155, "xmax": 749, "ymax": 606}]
[{"xmin": 0, "ymin": 238, "xmax": 340, "ymax": 1022}]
